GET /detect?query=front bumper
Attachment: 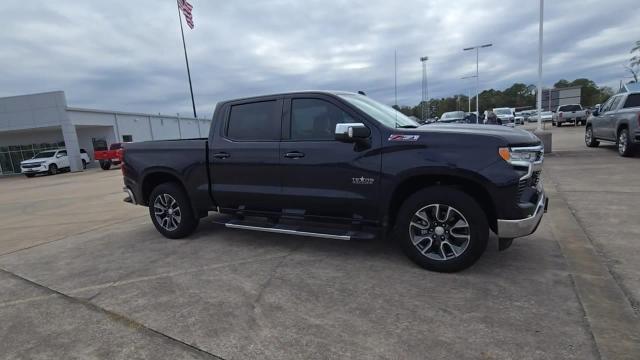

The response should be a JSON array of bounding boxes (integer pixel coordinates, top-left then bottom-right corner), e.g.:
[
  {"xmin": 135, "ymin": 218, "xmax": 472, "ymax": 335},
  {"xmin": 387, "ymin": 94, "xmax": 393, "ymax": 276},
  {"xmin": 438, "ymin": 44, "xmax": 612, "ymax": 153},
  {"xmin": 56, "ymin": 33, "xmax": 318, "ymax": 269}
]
[
  {"xmin": 497, "ymin": 190, "xmax": 548, "ymax": 239},
  {"xmin": 21, "ymin": 165, "xmax": 48, "ymax": 173}
]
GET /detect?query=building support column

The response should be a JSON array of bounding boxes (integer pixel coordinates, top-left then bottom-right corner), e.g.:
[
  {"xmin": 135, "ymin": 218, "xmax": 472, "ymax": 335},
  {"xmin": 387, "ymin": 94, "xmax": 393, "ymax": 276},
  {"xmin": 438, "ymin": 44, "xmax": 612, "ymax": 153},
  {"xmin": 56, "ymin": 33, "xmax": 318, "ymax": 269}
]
[{"xmin": 56, "ymin": 92, "xmax": 82, "ymax": 172}]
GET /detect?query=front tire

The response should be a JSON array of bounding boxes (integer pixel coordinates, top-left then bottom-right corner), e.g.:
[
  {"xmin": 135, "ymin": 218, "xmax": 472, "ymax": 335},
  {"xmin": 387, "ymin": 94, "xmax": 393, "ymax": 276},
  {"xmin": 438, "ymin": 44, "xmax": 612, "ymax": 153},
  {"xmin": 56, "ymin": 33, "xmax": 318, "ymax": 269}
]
[
  {"xmin": 48, "ymin": 164, "xmax": 58, "ymax": 175},
  {"xmin": 149, "ymin": 182, "xmax": 199, "ymax": 239},
  {"xmin": 82, "ymin": 159, "xmax": 87, "ymax": 169},
  {"xmin": 585, "ymin": 126, "xmax": 599, "ymax": 147},
  {"xmin": 394, "ymin": 187, "xmax": 489, "ymax": 272},
  {"xmin": 618, "ymin": 128, "xmax": 634, "ymax": 157}
]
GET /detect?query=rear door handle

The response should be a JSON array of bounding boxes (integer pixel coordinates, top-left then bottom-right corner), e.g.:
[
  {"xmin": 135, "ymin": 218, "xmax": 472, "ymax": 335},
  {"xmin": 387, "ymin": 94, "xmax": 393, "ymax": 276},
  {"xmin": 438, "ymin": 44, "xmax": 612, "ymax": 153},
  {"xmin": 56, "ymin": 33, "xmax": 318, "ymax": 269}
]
[
  {"xmin": 284, "ymin": 151, "xmax": 305, "ymax": 159},
  {"xmin": 213, "ymin": 152, "xmax": 230, "ymax": 159}
]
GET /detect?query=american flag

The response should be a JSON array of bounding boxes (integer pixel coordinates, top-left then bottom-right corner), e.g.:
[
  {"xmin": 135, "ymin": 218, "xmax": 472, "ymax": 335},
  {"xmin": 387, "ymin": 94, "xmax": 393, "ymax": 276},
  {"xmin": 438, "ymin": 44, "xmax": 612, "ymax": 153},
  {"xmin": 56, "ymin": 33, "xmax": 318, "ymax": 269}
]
[{"xmin": 178, "ymin": 0, "xmax": 194, "ymax": 29}]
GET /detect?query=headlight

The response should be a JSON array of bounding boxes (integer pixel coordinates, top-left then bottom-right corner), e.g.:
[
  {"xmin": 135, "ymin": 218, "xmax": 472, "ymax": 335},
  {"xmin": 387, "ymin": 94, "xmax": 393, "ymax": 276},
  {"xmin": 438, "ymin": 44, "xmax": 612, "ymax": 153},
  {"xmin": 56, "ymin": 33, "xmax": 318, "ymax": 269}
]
[{"xmin": 498, "ymin": 146, "xmax": 543, "ymax": 165}]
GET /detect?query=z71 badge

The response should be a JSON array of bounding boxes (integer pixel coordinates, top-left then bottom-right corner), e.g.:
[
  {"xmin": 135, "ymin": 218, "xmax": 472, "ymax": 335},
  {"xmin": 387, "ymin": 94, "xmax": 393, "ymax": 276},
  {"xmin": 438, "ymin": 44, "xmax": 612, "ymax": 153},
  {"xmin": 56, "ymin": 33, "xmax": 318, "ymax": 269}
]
[{"xmin": 388, "ymin": 134, "xmax": 420, "ymax": 142}]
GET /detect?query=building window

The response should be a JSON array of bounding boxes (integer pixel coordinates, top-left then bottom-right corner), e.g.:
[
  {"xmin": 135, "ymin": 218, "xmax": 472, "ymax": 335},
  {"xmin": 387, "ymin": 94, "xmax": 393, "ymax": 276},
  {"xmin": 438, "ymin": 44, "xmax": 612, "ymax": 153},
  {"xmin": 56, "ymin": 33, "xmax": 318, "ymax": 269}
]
[{"xmin": 122, "ymin": 135, "xmax": 133, "ymax": 142}]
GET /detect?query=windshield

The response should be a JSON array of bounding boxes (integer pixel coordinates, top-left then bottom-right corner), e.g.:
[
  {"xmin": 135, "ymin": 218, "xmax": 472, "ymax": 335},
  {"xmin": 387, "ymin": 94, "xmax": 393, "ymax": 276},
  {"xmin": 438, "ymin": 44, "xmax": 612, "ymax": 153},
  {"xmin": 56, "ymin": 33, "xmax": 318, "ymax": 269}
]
[
  {"xmin": 442, "ymin": 111, "xmax": 465, "ymax": 119},
  {"xmin": 33, "ymin": 151, "xmax": 56, "ymax": 159},
  {"xmin": 338, "ymin": 94, "xmax": 419, "ymax": 128},
  {"xmin": 494, "ymin": 109, "xmax": 512, "ymax": 115}
]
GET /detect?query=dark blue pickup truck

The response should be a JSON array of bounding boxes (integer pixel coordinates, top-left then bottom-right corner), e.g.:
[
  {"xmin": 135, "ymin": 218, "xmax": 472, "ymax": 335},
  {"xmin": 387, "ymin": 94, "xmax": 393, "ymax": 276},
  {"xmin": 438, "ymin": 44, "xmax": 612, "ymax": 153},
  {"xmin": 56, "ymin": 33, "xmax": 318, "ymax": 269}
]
[{"xmin": 121, "ymin": 91, "xmax": 547, "ymax": 272}]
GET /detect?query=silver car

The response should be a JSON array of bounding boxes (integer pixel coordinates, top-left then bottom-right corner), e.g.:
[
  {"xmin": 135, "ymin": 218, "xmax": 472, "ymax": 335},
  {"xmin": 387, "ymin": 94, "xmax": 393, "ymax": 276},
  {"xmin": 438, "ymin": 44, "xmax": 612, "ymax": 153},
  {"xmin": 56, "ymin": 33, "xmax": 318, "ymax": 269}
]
[{"xmin": 585, "ymin": 90, "xmax": 640, "ymax": 157}]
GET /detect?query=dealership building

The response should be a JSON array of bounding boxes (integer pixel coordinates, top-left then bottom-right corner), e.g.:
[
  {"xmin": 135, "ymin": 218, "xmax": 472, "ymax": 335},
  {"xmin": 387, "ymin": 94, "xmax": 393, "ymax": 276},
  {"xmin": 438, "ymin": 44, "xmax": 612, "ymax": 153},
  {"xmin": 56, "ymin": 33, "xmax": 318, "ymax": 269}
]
[{"xmin": 0, "ymin": 91, "xmax": 211, "ymax": 175}]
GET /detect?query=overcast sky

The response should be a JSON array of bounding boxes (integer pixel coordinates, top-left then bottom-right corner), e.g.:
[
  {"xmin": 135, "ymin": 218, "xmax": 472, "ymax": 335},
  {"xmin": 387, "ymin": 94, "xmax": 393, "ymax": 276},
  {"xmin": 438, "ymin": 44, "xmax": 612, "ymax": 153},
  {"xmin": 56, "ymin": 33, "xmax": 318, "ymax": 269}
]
[{"xmin": 1, "ymin": 0, "xmax": 638, "ymax": 118}]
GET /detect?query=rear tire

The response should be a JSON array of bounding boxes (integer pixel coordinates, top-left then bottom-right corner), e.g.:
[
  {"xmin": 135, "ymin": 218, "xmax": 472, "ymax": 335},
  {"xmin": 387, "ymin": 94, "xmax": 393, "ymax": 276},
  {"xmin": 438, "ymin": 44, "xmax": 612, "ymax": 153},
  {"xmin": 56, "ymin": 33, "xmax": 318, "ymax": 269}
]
[
  {"xmin": 394, "ymin": 186, "xmax": 489, "ymax": 272},
  {"xmin": 149, "ymin": 182, "xmax": 199, "ymax": 239},
  {"xmin": 48, "ymin": 164, "xmax": 57, "ymax": 175},
  {"xmin": 100, "ymin": 160, "xmax": 111, "ymax": 170},
  {"xmin": 585, "ymin": 126, "xmax": 599, "ymax": 147}
]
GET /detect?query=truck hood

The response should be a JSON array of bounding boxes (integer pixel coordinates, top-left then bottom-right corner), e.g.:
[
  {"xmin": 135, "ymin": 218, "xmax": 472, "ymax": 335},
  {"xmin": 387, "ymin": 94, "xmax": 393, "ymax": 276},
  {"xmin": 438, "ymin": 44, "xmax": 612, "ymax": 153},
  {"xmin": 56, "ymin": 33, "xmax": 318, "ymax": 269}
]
[
  {"xmin": 417, "ymin": 123, "xmax": 541, "ymax": 146},
  {"xmin": 21, "ymin": 158, "xmax": 48, "ymax": 165}
]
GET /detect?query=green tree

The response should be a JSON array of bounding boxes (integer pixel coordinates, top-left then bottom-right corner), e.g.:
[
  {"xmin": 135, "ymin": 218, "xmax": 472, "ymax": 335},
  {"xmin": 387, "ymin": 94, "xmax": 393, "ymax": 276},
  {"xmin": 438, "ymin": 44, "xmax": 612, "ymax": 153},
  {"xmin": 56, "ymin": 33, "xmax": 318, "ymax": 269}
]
[
  {"xmin": 627, "ymin": 40, "xmax": 640, "ymax": 83},
  {"xmin": 553, "ymin": 79, "xmax": 571, "ymax": 88}
]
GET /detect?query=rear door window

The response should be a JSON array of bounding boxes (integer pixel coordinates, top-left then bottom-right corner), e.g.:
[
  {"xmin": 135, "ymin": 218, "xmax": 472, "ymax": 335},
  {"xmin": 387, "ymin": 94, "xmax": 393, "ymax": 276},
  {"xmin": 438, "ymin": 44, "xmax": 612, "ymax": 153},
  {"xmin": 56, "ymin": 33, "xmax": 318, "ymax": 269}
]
[
  {"xmin": 623, "ymin": 94, "xmax": 640, "ymax": 108},
  {"xmin": 227, "ymin": 100, "xmax": 281, "ymax": 141}
]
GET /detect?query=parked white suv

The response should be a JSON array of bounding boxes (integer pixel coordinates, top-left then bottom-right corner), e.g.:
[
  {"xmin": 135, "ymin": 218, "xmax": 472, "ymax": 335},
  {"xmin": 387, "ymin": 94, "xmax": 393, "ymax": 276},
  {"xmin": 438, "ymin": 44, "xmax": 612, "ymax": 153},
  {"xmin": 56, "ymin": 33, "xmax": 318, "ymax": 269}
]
[{"xmin": 20, "ymin": 149, "xmax": 91, "ymax": 177}]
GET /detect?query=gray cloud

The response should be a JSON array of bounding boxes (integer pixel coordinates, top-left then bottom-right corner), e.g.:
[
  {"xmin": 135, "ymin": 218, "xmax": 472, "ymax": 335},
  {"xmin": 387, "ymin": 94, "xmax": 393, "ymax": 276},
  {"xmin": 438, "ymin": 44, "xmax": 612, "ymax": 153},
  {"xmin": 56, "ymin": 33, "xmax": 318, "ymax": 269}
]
[{"xmin": 1, "ymin": 0, "xmax": 638, "ymax": 118}]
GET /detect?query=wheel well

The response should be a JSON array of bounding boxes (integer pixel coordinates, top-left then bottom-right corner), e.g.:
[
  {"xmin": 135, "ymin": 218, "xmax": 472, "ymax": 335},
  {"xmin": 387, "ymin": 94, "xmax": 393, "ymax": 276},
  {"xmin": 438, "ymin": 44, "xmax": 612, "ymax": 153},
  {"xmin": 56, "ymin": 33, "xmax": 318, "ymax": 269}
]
[
  {"xmin": 387, "ymin": 175, "xmax": 498, "ymax": 233},
  {"xmin": 617, "ymin": 123, "xmax": 628, "ymax": 136},
  {"xmin": 141, "ymin": 172, "xmax": 183, "ymax": 206}
]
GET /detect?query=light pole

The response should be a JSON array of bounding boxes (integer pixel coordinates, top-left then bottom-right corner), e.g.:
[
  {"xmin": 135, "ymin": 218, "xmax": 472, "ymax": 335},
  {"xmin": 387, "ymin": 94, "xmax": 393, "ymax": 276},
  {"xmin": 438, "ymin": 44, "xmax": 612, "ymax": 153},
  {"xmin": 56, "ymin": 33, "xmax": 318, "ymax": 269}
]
[
  {"xmin": 420, "ymin": 56, "xmax": 429, "ymax": 121},
  {"xmin": 461, "ymin": 75, "xmax": 477, "ymax": 115},
  {"xmin": 463, "ymin": 43, "xmax": 492, "ymax": 117},
  {"xmin": 537, "ymin": 0, "xmax": 544, "ymax": 131}
]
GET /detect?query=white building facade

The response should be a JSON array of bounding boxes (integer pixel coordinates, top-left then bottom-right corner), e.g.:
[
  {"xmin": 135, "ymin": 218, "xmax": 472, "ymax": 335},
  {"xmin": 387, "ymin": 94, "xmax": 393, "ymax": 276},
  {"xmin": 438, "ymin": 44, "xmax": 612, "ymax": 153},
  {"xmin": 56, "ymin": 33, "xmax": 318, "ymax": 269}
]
[{"xmin": 0, "ymin": 91, "xmax": 212, "ymax": 175}]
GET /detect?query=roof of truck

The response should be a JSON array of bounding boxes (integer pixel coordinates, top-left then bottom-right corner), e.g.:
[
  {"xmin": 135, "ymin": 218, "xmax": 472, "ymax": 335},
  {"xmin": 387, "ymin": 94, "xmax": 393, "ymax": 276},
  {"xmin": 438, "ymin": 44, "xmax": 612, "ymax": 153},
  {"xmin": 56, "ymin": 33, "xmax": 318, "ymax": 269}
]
[{"xmin": 217, "ymin": 90, "xmax": 358, "ymax": 104}]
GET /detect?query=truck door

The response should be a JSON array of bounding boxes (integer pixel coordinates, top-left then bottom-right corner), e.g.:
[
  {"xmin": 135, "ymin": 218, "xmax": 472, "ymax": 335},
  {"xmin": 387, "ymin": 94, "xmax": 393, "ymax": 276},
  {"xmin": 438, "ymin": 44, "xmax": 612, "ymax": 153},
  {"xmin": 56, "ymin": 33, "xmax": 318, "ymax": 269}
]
[
  {"xmin": 57, "ymin": 150, "xmax": 70, "ymax": 168},
  {"xmin": 593, "ymin": 97, "xmax": 614, "ymax": 139},
  {"xmin": 278, "ymin": 95, "xmax": 382, "ymax": 223},
  {"xmin": 604, "ymin": 95, "xmax": 623, "ymax": 140},
  {"xmin": 209, "ymin": 97, "xmax": 284, "ymax": 213}
]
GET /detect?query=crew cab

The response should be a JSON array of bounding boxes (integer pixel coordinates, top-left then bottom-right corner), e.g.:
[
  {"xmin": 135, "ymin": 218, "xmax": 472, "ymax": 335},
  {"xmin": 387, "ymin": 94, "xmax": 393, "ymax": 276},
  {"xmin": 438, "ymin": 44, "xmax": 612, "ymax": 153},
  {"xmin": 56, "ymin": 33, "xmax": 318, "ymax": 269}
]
[
  {"xmin": 585, "ymin": 91, "xmax": 640, "ymax": 156},
  {"xmin": 122, "ymin": 91, "xmax": 547, "ymax": 272},
  {"xmin": 553, "ymin": 104, "xmax": 587, "ymax": 126},
  {"xmin": 20, "ymin": 149, "xmax": 91, "ymax": 177}
]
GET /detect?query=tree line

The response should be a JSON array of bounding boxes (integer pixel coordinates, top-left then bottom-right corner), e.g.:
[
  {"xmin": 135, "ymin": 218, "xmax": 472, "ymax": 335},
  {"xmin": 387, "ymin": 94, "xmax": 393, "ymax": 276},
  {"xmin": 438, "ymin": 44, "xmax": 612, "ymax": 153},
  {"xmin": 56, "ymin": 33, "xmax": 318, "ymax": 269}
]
[{"xmin": 394, "ymin": 78, "xmax": 615, "ymax": 119}]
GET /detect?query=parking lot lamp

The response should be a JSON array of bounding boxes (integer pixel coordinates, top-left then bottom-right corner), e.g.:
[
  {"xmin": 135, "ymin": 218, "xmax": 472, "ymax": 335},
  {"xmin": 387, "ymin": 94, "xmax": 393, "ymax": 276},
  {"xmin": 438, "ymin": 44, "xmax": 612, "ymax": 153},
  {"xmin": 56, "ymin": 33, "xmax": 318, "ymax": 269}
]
[
  {"xmin": 463, "ymin": 44, "xmax": 492, "ymax": 116},
  {"xmin": 420, "ymin": 56, "xmax": 429, "ymax": 121}
]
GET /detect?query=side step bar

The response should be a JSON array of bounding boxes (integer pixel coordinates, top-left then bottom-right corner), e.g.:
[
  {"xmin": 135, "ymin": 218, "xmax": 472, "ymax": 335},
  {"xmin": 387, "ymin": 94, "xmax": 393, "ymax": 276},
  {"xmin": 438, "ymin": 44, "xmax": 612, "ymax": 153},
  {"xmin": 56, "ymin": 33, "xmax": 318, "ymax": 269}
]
[
  {"xmin": 214, "ymin": 218, "xmax": 376, "ymax": 241},
  {"xmin": 226, "ymin": 223, "xmax": 350, "ymax": 240}
]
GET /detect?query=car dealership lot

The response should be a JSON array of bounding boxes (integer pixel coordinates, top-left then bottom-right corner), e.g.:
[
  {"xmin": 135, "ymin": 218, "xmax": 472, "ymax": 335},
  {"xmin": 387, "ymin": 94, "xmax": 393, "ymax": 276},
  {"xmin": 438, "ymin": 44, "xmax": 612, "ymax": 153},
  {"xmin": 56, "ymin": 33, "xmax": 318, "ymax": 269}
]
[{"xmin": 1, "ymin": 129, "xmax": 639, "ymax": 359}]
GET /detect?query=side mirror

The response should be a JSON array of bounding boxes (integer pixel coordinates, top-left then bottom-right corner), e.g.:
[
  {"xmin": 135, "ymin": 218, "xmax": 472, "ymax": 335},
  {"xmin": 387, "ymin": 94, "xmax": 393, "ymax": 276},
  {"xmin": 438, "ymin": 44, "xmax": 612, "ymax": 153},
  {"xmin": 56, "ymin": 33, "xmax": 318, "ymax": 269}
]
[
  {"xmin": 335, "ymin": 123, "xmax": 370, "ymax": 142},
  {"xmin": 592, "ymin": 109, "xmax": 599, "ymax": 116}
]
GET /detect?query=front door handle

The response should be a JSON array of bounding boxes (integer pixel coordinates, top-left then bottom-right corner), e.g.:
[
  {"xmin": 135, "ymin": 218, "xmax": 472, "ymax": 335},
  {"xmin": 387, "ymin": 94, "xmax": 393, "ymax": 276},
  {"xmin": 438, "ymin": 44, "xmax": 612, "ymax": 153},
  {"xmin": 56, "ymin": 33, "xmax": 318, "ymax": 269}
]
[
  {"xmin": 213, "ymin": 152, "xmax": 230, "ymax": 159},
  {"xmin": 284, "ymin": 151, "xmax": 305, "ymax": 159}
]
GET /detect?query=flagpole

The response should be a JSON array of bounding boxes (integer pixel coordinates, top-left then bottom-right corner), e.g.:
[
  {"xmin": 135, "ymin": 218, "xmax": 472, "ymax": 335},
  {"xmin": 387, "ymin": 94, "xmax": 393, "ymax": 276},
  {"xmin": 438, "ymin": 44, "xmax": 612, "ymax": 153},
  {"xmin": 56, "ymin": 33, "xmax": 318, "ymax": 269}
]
[{"xmin": 176, "ymin": 0, "xmax": 197, "ymax": 118}]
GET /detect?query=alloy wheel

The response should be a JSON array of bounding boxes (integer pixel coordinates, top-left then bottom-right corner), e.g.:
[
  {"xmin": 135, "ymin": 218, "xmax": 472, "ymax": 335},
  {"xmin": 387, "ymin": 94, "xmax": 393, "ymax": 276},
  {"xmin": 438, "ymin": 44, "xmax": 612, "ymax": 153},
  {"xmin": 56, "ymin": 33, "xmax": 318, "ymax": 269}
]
[
  {"xmin": 408, "ymin": 204, "xmax": 471, "ymax": 261},
  {"xmin": 618, "ymin": 131, "xmax": 628, "ymax": 155},
  {"xmin": 585, "ymin": 128, "xmax": 593, "ymax": 145},
  {"xmin": 154, "ymin": 193, "xmax": 182, "ymax": 231}
]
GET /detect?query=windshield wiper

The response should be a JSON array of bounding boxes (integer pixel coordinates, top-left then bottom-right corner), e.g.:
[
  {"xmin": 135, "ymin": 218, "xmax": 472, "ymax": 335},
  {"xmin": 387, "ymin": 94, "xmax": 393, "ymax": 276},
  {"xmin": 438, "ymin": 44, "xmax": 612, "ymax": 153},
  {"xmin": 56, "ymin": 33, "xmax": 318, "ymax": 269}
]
[{"xmin": 396, "ymin": 124, "xmax": 418, "ymax": 128}]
